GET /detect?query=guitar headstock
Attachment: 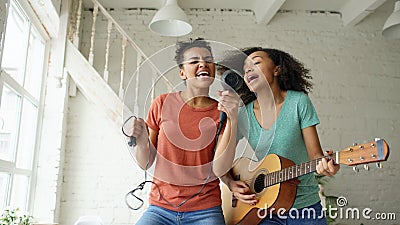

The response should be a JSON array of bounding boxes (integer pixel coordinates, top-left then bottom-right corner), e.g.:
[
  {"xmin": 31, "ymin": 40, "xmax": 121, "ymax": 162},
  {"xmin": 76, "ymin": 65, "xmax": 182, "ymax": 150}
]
[{"xmin": 338, "ymin": 139, "xmax": 389, "ymax": 166}]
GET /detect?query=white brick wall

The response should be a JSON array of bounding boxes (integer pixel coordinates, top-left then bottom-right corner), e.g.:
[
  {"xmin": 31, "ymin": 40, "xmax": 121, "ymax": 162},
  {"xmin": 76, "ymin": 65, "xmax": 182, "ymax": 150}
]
[
  {"xmin": 61, "ymin": 4, "xmax": 400, "ymax": 225},
  {"xmin": 60, "ymin": 90, "xmax": 145, "ymax": 225}
]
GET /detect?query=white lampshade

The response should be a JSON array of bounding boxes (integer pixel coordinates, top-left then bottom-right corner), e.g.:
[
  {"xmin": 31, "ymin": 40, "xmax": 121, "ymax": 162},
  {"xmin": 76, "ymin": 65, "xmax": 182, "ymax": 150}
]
[
  {"xmin": 382, "ymin": 1, "xmax": 400, "ymax": 39},
  {"xmin": 149, "ymin": 0, "xmax": 192, "ymax": 37}
]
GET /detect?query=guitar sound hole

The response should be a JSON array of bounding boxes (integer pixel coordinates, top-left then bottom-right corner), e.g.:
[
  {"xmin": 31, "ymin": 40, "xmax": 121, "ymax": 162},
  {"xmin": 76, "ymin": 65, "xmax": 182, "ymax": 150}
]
[{"xmin": 254, "ymin": 174, "xmax": 266, "ymax": 193}]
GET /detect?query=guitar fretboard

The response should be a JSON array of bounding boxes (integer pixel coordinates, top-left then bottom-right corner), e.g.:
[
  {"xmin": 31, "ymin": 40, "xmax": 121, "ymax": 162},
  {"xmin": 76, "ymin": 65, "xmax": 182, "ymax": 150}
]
[{"xmin": 263, "ymin": 153, "xmax": 337, "ymax": 188}]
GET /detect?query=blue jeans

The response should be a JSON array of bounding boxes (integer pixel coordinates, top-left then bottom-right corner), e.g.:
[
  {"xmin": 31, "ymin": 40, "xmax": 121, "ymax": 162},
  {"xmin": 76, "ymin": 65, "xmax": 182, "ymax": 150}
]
[
  {"xmin": 135, "ymin": 204, "xmax": 226, "ymax": 225},
  {"xmin": 259, "ymin": 202, "xmax": 328, "ymax": 225}
]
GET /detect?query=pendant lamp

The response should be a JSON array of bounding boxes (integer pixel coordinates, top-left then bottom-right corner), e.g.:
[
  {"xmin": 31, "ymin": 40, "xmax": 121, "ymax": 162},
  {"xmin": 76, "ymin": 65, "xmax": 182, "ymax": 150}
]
[{"xmin": 149, "ymin": 0, "xmax": 192, "ymax": 37}]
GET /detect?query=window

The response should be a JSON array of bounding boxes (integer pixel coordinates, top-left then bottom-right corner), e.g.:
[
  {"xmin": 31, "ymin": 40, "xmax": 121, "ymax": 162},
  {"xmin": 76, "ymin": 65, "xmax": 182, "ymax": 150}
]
[{"xmin": 0, "ymin": 0, "xmax": 48, "ymax": 212}]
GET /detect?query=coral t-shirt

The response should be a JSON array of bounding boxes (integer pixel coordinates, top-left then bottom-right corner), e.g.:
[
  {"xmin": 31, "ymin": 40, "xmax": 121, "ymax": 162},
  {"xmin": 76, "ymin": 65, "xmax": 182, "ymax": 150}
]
[{"xmin": 146, "ymin": 92, "xmax": 222, "ymax": 211}]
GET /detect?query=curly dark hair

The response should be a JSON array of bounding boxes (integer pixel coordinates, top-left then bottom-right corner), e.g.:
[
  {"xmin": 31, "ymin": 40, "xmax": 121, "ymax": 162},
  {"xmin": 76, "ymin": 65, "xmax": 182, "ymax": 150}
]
[
  {"xmin": 175, "ymin": 37, "xmax": 213, "ymax": 68},
  {"xmin": 238, "ymin": 47, "xmax": 313, "ymax": 104},
  {"xmin": 243, "ymin": 47, "xmax": 313, "ymax": 93}
]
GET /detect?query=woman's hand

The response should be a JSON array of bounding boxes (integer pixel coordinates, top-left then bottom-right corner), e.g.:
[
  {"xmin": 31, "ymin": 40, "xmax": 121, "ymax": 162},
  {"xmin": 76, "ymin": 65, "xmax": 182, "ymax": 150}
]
[
  {"xmin": 225, "ymin": 177, "xmax": 258, "ymax": 206},
  {"xmin": 316, "ymin": 150, "xmax": 340, "ymax": 176},
  {"xmin": 217, "ymin": 90, "xmax": 240, "ymax": 122},
  {"xmin": 131, "ymin": 117, "xmax": 149, "ymax": 146}
]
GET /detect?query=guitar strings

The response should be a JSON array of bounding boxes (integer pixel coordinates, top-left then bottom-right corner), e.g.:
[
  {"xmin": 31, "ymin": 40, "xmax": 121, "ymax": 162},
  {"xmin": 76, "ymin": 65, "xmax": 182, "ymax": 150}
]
[{"xmin": 237, "ymin": 154, "xmax": 336, "ymax": 188}]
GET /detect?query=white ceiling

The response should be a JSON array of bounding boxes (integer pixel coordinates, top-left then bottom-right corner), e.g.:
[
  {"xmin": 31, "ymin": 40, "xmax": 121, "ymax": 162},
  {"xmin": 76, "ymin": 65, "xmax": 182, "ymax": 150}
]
[{"xmin": 96, "ymin": 0, "xmax": 395, "ymax": 26}]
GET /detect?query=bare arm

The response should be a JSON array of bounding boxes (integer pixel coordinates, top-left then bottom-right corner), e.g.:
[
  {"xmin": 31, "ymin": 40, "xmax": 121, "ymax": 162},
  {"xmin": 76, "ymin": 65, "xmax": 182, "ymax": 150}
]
[
  {"xmin": 302, "ymin": 125, "xmax": 339, "ymax": 176},
  {"xmin": 213, "ymin": 117, "xmax": 237, "ymax": 177},
  {"xmin": 132, "ymin": 118, "xmax": 157, "ymax": 170},
  {"xmin": 212, "ymin": 90, "xmax": 239, "ymax": 178}
]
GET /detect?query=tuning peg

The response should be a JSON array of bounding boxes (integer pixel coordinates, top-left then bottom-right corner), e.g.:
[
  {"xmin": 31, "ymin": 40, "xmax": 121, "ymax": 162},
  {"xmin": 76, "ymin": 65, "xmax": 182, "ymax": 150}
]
[
  {"xmin": 353, "ymin": 166, "xmax": 359, "ymax": 173},
  {"xmin": 376, "ymin": 162, "xmax": 383, "ymax": 169},
  {"xmin": 364, "ymin": 164, "xmax": 369, "ymax": 171},
  {"xmin": 370, "ymin": 143, "xmax": 375, "ymax": 147},
  {"xmin": 353, "ymin": 142, "xmax": 358, "ymax": 146}
]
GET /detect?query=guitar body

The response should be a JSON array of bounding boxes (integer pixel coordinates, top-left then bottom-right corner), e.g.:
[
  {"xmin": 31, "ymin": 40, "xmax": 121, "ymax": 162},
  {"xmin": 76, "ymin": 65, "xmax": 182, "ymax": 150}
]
[
  {"xmin": 221, "ymin": 139, "xmax": 390, "ymax": 225},
  {"xmin": 222, "ymin": 154, "xmax": 300, "ymax": 225}
]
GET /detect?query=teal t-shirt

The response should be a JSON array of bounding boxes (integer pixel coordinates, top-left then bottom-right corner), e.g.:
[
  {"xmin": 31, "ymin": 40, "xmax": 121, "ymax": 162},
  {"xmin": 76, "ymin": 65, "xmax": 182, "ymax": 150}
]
[{"xmin": 237, "ymin": 90, "xmax": 321, "ymax": 209}]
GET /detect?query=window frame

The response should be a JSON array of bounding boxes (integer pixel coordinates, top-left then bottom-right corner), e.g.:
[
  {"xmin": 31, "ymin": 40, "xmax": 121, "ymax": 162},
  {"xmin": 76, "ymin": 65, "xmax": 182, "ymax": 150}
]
[{"xmin": 0, "ymin": 0, "xmax": 50, "ymax": 212}]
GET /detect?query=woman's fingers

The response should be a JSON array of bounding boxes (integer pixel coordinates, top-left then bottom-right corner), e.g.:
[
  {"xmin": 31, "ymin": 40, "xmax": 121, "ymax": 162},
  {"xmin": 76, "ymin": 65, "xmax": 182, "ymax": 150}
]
[
  {"xmin": 229, "ymin": 180, "xmax": 258, "ymax": 205},
  {"xmin": 218, "ymin": 90, "xmax": 240, "ymax": 117}
]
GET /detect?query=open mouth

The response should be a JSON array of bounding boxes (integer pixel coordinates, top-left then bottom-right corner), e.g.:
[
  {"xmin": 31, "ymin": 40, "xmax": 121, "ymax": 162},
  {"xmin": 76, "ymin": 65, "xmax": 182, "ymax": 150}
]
[
  {"xmin": 247, "ymin": 74, "xmax": 259, "ymax": 83},
  {"xmin": 196, "ymin": 71, "xmax": 210, "ymax": 77}
]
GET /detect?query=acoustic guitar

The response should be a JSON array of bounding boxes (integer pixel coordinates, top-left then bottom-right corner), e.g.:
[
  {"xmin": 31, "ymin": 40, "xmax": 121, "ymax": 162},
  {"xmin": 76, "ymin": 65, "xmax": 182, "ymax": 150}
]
[{"xmin": 221, "ymin": 139, "xmax": 390, "ymax": 225}]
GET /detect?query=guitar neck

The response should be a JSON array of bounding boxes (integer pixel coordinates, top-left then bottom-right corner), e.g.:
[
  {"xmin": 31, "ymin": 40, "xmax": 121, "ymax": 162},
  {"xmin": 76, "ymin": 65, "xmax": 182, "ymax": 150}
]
[
  {"xmin": 264, "ymin": 152, "xmax": 337, "ymax": 188},
  {"xmin": 262, "ymin": 139, "xmax": 389, "ymax": 188}
]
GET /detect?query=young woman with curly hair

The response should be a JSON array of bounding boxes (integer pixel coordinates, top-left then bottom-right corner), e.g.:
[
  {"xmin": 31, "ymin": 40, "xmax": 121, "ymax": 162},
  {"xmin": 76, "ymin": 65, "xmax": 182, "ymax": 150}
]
[
  {"xmin": 222, "ymin": 47, "xmax": 339, "ymax": 225},
  {"xmin": 132, "ymin": 38, "xmax": 239, "ymax": 225}
]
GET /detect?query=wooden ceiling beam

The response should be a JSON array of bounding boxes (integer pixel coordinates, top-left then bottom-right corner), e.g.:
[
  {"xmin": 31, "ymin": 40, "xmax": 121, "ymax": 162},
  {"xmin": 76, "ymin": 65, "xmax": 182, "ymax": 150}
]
[
  {"xmin": 251, "ymin": 0, "xmax": 286, "ymax": 24},
  {"xmin": 341, "ymin": 0, "xmax": 387, "ymax": 26}
]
